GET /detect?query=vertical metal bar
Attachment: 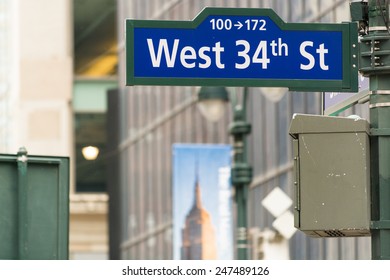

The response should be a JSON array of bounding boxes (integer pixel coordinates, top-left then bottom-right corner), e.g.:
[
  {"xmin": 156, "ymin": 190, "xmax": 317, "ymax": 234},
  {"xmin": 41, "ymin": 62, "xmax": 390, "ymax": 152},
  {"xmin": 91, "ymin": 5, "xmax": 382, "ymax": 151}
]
[
  {"xmin": 17, "ymin": 147, "xmax": 28, "ymax": 259},
  {"xmin": 242, "ymin": 87, "xmax": 249, "ymax": 164},
  {"xmin": 230, "ymin": 87, "xmax": 252, "ymax": 260},
  {"xmin": 239, "ymin": 87, "xmax": 249, "ymax": 260},
  {"xmin": 236, "ymin": 185, "xmax": 248, "ymax": 260},
  {"xmin": 367, "ymin": 0, "xmax": 390, "ymax": 260}
]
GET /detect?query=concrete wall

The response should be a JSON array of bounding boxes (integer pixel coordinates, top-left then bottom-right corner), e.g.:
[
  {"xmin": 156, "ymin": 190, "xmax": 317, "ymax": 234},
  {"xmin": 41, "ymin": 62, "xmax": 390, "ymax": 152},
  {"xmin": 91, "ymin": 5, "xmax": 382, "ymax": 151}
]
[{"xmin": 16, "ymin": 0, "xmax": 73, "ymax": 156}]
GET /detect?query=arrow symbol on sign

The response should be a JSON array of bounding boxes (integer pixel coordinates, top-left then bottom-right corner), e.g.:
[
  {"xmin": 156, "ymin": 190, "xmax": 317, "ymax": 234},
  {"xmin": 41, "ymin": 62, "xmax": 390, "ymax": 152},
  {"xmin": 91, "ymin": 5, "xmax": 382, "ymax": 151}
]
[{"xmin": 234, "ymin": 21, "xmax": 243, "ymax": 30}]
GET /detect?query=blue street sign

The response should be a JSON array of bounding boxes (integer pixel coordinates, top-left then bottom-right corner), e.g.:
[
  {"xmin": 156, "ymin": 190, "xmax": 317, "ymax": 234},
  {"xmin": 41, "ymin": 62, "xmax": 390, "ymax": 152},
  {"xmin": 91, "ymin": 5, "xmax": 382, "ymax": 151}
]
[{"xmin": 126, "ymin": 7, "xmax": 358, "ymax": 92}]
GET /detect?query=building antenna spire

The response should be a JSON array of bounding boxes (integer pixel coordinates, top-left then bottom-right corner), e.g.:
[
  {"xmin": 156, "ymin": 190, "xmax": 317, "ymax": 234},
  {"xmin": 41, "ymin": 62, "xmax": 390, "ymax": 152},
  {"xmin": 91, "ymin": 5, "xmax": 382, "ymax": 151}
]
[{"xmin": 194, "ymin": 155, "xmax": 202, "ymax": 208}]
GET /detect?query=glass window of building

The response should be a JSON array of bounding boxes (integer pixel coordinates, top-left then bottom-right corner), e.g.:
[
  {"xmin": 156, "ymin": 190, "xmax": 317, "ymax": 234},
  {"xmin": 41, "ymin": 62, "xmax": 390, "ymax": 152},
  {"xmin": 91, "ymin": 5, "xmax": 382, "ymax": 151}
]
[{"xmin": 73, "ymin": 79, "xmax": 116, "ymax": 192}]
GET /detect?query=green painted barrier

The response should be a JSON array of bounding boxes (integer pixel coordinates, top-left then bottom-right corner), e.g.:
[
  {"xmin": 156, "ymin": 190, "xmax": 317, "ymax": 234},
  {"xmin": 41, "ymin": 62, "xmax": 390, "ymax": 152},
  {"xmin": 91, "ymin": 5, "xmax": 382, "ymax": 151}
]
[{"xmin": 0, "ymin": 148, "xmax": 69, "ymax": 260}]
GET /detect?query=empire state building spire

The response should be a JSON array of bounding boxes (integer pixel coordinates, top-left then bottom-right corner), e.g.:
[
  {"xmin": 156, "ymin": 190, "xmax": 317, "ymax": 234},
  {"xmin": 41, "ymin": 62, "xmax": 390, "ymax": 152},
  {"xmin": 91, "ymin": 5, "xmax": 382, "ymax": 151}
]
[
  {"xmin": 180, "ymin": 158, "xmax": 217, "ymax": 260},
  {"xmin": 193, "ymin": 158, "xmax": 202, "ymax": 209},
  {"xmin": 194, "ymin": 176, "xmax": 202, "ymax": 209}
]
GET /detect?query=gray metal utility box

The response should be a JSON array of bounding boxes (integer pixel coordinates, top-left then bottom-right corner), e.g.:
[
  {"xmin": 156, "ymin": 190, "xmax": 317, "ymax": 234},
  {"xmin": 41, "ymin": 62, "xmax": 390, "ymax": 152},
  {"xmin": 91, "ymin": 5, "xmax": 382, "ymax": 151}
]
[{"xmin": 289, "ymin": 114, "xmax": 370, "ymax": 238}]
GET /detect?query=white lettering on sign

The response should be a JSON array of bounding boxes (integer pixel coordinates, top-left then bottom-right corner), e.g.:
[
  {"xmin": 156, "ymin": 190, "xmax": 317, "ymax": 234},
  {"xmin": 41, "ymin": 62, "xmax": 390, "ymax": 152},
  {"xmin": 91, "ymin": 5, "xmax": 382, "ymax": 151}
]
[
  {"xmin": 147, "ymin": 39, "xmax": 225, "ymax": 69},
  {"xmin": 236, "ymin": 39, "xmax": 287, "ymax": 69},
  {"xmin": 316, "ymin": 43, "xmax": 329, "ymax": 70},
  {"xmin": 210, "ymin": 18, "xmax": 267, "ymax": 31},
  {"xmin": 245, "ymin": 19, "xmax": 267, "ymax": 31},
  {"xmin": 199, "ymin": 47, "xmax": 211, "ymax": 69},
  {"xmin": 270, "ymin": 38, "xmax": 288, "ymax": 56},
  {"xmin": 147, "ymin": 39, "xmax": 179, "ymax": 67},
  {"xmin": 210, "ymin": 18, "xmax": 233, "ymax": 30},
  {"xmin": 212, "ymin": 42, "xmax": 225, "ymax": 69},
  {"xmin": 180, "ymin": 46, "xmax": 196, "ymax": 68},
  {"xmin": 235, "ymin": 40, "xmax": 251, "ymax": 69},
  {"xmin": 252, "ymin": 40, "xmax": 270, "ymax": 69},
  {"xmin": 146, "ymin": 38, "xmax": 331, "ymax": 72},
  {"xmin": 299, "ymin": 41, "xmax": 329, "ymax": 70}
]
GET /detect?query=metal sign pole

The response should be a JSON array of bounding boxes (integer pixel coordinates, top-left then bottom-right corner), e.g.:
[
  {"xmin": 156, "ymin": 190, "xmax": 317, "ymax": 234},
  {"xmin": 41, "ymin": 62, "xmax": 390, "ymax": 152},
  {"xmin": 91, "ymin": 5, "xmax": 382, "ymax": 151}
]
[
  {"xmin": 360, "ymin": 0, "xmax": 390, "ymax": 260},
  {"xmin": 17, "ymin": 147, "xmax": 29, "ymax": 259},
  {"xmin": 229, "ymin": 87, "xmax": 252, "ymax": 260}
]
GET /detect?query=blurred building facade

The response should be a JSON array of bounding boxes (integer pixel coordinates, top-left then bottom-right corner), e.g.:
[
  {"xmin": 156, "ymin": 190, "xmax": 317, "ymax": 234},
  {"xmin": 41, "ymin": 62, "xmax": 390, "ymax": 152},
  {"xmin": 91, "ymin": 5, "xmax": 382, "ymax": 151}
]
[
  {"xmin": 0, "ymin": 0, "xmax": 72, "ymax": 155},
  {"xmin": 1, "ymin": 0, "xmax": 372, "ymax": 260},
  {"xmin": 71, "ymin": 0, "xmax": 118, "ymax": 259},
  {"xmin": 112, "ymin": 0, "xmax": 371, "ymax": 260},
  {"xmin": 0, "ymin": 0, "xmax": 117, "ymax": 259}
]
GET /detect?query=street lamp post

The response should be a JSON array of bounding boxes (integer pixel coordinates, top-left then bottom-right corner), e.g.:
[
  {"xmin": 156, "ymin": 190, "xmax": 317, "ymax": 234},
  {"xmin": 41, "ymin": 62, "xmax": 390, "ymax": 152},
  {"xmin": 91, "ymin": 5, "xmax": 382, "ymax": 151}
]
[
  {"xmin": 229, "ymin": 87, "xmax": 252, "ymax": 260},
  {"xmin": 198, "ymin": 87, "xmax": 252, "ymax": 260}
]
